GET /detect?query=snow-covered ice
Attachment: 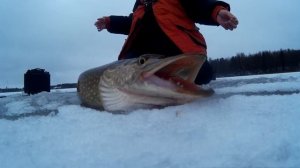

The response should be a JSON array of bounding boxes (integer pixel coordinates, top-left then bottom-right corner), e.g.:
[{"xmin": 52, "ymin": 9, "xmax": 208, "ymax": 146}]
[{"xmin": 1, "ymin": 72, "xmax": 300, "ymax": 168}]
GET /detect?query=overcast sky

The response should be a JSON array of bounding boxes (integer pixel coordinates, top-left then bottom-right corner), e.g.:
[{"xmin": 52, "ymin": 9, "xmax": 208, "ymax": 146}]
[{"xmin": 1, "ymin": 0, "xmax": 300, "ymax": 88}]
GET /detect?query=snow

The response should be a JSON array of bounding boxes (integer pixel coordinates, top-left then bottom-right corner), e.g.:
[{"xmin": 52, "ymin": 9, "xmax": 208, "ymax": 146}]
[{"xmin": 1, "ymin": 72, "xmax": 300, "ymax": 168}]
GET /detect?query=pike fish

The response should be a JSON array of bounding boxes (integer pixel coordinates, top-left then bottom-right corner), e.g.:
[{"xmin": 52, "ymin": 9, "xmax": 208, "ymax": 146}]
[{"xmin": 77, "ymin": 54, "xmax": 214, "ymax": 112}]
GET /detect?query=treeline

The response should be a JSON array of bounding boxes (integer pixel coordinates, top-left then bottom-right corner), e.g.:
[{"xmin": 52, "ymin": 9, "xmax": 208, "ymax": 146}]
[
  {"xmin": 209, "ymin": 49, "xmax": 300, "ymax": 77},
  {"xmin": 1, "ymin": 49, "xmax": 299, "ymax": 92},
  {"xmin": 52, "ymin": 83, "xmax": 77, "ymax": 89},
  {"xmin": 0, "ymin": 88, "xmax": 23, "ymax": 93},
  {"xmin": 0, "ymin": 83, "xmax": 77, "ymax": 93}
]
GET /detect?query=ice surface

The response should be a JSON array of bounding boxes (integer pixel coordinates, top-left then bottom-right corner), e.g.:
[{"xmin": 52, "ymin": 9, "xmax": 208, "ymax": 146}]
[{"xmin": 0, "ymin": 72, "xmax": 300, "ymax": 168}]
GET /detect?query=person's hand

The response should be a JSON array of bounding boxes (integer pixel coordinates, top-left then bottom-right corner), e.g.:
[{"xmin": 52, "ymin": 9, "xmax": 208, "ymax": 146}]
[
  {"xmin": 94, "ymin": 17, "xmax": 108, "ymax": 32},
  {"xmin": 216, "ymin": 9, "xmax": 239, "ymax": 31}
]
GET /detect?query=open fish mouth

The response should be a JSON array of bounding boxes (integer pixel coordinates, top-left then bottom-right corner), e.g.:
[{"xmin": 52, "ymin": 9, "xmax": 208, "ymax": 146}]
[{"xmin": 141, "ymin": 54, "xmax": 214, "ymax": 96}]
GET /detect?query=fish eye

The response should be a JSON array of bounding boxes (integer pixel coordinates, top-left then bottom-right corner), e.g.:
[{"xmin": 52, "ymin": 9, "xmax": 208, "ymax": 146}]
[{"xmin": 138, "ymin": 57, "xmax": 147, "ymax": 65}]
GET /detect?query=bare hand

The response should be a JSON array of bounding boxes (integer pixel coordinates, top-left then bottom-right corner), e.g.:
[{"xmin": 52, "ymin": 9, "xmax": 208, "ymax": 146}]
[
  {"xmin": 217, "ymin": 10, "xmax": 239, "ymax": 31},
  {"xmin": 95, "ymin": 17, "xmax": 107, "ymax": 32}
]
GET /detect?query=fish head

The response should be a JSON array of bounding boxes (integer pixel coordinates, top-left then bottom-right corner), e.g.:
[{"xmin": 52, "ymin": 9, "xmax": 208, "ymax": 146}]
[{"xmin": 98, "ymin": 54, "xmax": 214, "ymax": 111}]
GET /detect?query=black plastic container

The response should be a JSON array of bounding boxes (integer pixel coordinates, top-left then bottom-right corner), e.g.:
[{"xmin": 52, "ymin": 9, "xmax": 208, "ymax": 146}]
[{"xmin": 24, "ymin": 68, "xmax": 50, "ymax": 95}]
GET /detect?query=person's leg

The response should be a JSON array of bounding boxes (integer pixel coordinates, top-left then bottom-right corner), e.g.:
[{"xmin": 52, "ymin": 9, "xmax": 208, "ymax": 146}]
[{"xmin": 194, "ymin": 60, "xmax": 216, "ymax": 85}]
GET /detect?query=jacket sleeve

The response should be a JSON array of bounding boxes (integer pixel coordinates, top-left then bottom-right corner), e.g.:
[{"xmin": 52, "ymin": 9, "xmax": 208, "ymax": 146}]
[
  {"xmin": 106, "ymin": 14, "xmax": 133, "ymax": 35},
  {"xmin": 106, "ymin": 1, "xmax": 140, "ymax": 35},
  {"xmin": 180, "ymin": 0, "xmax": 230, "ymax": 26}
]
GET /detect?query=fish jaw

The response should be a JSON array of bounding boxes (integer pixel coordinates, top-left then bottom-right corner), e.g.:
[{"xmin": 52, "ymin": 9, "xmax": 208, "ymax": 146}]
[{"xmin": 139, "ymin": 54, "xmax": 214, "ymax": 96}]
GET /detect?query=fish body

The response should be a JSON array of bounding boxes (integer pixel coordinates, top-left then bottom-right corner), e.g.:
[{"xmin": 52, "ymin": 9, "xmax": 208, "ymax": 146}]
[{"xmin": 77, "ymin": 54, "xmax": 214, "ymax": 112}]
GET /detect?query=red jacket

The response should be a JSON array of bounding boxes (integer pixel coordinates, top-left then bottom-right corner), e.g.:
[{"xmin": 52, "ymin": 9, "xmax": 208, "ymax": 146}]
[{"xmin": 107, "ymin": 0, "xmax": 229, "ymax": 59}]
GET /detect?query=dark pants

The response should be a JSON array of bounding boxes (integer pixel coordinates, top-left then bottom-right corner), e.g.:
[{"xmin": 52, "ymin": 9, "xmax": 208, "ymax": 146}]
[{"xmin": 195, "ymin": 60, "xmax": 216, "ymax": 85}]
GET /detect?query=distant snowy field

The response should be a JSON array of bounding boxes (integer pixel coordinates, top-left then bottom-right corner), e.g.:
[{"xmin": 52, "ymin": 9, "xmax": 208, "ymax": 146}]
[{"xmin": 1, "ymin": 72, "xmax": 300, "ymax": 168}]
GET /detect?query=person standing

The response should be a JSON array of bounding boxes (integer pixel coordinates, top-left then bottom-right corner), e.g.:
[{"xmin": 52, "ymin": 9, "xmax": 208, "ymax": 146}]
[{"xmin": 95, "ymin": 0, "xmax": 238, "ymax": 84}]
